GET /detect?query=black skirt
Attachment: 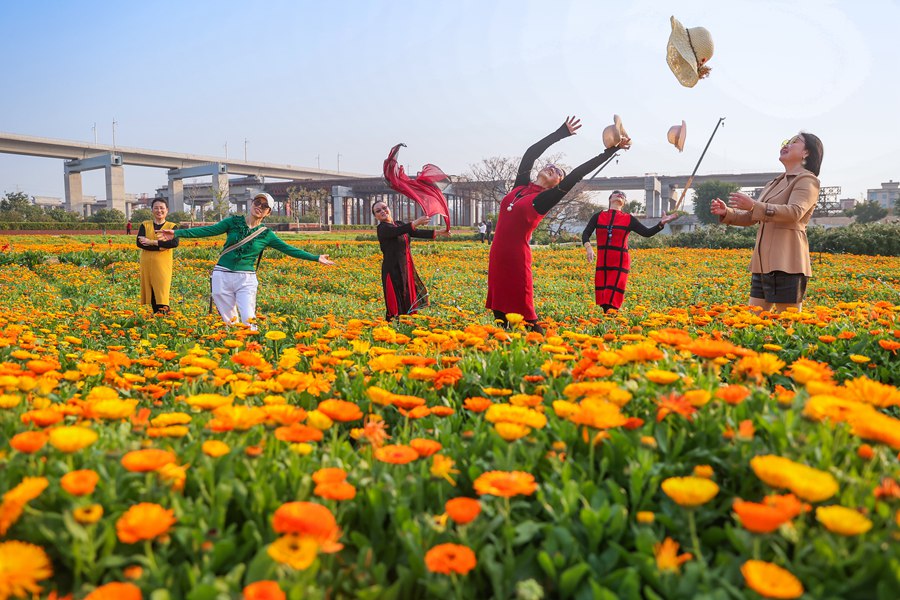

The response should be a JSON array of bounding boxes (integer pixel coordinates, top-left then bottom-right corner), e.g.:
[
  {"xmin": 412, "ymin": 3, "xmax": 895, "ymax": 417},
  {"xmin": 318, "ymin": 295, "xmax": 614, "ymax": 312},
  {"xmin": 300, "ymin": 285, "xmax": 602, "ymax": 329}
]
[{"xmin": 750, "ymin": 271, "xmax": 808, "ymax": 304}]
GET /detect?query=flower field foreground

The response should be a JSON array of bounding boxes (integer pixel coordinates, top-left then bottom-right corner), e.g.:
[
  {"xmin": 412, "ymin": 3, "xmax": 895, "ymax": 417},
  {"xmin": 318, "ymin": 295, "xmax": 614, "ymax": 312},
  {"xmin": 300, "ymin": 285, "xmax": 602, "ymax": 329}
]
[{"xmin": 0, "ymin": 235, "xmax": 899, "ymax": 599}]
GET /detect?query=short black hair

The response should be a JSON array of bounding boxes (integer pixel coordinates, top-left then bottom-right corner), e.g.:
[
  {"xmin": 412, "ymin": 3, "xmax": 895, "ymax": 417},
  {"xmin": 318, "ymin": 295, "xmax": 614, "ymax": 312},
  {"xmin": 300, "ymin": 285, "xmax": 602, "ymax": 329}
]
[
  {"xmin": 151, "ymin": 197, "xmax": 168, "ymax": 208},
  {"xmin": 799, "ymin": 132, "xmax": 824, "ymax": 177}
]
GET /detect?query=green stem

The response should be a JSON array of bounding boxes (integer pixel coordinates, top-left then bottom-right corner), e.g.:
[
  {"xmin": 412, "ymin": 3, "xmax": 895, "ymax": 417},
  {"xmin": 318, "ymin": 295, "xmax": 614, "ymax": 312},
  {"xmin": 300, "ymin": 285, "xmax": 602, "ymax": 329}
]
[
  {"xmin": 144, "ymin": 539, "xmax": 159, "ymax": 574},
  {"xmin": 687, "ymin": 510, "xmax": 705, "ymax": 567}
]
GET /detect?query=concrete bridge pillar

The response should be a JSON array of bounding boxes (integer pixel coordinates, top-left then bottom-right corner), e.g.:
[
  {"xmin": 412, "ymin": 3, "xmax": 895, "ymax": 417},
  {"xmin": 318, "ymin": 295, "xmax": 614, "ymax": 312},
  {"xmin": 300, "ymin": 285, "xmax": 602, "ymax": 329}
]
[
  {"xmin": 105, "ymin": 164, "xmax": 126, "ymax": 214},
  {"xmin": 64, "ymin": 170, "xmax": 84, "ymax": 212},
  {"xmin": 167, "ymin": 177, "xmax": 184, "ymax": 213},
  {"xmin": 332, "ymin": 186, "xmax": 351, "ymax": 225},
  {"xmin": 211, "ymin": 170, "xmax": 229, "ymax": 204},
  {"xmin": 644, "ymin": 175, "xmax": 662, "ymax": 218}
]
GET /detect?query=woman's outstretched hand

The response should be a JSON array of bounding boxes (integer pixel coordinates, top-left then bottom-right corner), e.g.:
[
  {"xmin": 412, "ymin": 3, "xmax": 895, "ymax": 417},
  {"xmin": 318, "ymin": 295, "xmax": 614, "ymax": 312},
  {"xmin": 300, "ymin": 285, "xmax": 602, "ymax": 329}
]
[
  {"xmin": 660, "ymin": 211, "xmax": 679, "ymax": 225},
  {"xmin": 564, "ymin": 116, "xmax": 582, "ymax": 135},
  {"xmin": 710, "ymin": 198, "xmax": 727, "ymax": 216},
  {"xmin": 435, "ymin": 230, "xmax": 451, "ymax": 238},
  {"xmin": 412, "ymin": 215, "xmax": 431, "ymax": 228},
  {"xmin": 727, "ymin": 192, "xmax": 754, "ymax": 211},
  {"xmin": 318, "ymin": 254, "xmax": 336, "ymax": 266},
  {"xmin": 157, "ymin": 229, "xmax": 175, "ymax": 241},
  {"xmin": 616, "ymin": 135, "xmax": 632, "ymax": 150}
]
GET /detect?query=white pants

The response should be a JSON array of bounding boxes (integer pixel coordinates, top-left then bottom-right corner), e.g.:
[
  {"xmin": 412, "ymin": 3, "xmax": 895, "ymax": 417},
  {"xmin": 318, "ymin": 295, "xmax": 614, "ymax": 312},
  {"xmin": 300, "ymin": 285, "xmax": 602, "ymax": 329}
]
[{"xmin": 211, "ymin": 269, "xmax": 259, "ymax": 327}]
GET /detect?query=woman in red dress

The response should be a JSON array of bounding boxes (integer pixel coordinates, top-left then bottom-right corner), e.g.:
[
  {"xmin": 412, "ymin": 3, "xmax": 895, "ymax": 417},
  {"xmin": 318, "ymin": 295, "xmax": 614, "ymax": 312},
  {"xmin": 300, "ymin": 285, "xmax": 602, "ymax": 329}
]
[
  {"xmin": 582, "ymin": 191, "xmax": 678, "ymax": 312},
  {"xmin": 486, "ymin": 116, "xmax": 629, "ymax": 332}
]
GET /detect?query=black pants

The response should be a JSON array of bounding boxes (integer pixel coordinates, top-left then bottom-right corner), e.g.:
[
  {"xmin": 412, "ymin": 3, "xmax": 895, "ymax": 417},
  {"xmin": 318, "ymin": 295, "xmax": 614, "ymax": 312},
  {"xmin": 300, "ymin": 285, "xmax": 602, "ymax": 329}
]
[{"xmin": 492, "ymin": 310, "xmax": 544, "ymax": 335}]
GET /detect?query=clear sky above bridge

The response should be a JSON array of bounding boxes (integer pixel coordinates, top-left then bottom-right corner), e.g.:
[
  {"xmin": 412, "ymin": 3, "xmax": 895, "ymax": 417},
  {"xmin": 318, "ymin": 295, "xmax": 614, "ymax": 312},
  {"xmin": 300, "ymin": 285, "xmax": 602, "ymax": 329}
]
[{"xmin": 1, "ymin": 0, "xmax": 897, "ymax": 204}]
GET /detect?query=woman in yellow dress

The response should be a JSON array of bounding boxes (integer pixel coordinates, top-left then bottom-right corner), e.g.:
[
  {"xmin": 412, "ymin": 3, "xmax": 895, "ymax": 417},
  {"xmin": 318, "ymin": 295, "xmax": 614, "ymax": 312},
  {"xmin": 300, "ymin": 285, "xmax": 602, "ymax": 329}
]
[{"xmin": 136, "ymin": 197, "xmax": 179, "ymax": 313}]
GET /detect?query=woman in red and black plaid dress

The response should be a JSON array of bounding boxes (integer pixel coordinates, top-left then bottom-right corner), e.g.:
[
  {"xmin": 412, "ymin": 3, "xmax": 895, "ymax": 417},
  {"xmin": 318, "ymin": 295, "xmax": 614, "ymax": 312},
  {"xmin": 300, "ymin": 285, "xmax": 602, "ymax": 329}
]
[{"xmin": 582, "ymin": 191, "xmax": 677, "ymax": 312}]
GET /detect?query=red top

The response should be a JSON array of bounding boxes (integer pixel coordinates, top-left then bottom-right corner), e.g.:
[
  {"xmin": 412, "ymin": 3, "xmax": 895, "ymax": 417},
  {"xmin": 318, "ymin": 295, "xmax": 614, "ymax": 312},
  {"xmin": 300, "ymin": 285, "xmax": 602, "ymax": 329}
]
[{"xmin": 485, "ymin": 183, "xmax": 545, "ymax": 320}]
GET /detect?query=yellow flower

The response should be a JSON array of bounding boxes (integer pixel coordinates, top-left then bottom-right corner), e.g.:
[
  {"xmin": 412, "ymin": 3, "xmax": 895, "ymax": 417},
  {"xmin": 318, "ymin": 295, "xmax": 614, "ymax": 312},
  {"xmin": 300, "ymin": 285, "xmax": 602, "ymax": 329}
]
[
  {"xmin": 151, "ymin": 412, "xmax": 193, "ymax": 427},
  {"xmin": 661, "ymin": 476, "xmax": 719, "ymax": 507},
  {"xmin": 431, "ymin": 454, "xmax": 460, "ymax": 485},
  {"xmin": 0, "ymin": 394, "xmax": 22, "ymax": 409},
  {"xmin": 849, "ymin": 354, "xmax": 870, "ymax": 364},
  {"xmin": 485, "ymin": 404, "xmax": 547, "ymax": 429},
  {"xmin": 88, "ymin": 398, "xmax": 138, "ymax": 420},
  {"xmin": 636, "ymin": 511, "xmax": 655, "ymax": 524},
  {"xmin": 265, "ymin": 330, "xmax": 287, "ymax": 341},
  {"xmin": 73, "ymin": 503, "xmax": 105, "ymax": 524},
  {"xmin": 290, "ymin": 443, "xmax": 314, "ymax": 456},
  {"xmin": 815, "ymin": 505, "xmax": 873, "ymax": 536},
  {"xmin": 0, "ymin": 540, "xmax": 53, "ymax": 598},
  {"xmin": 267, "ymin": 534, "xmax": 319, "ymax": 570},
  {"xmin": 3, "ymin": 476, "xmax": 49, "ymax": 505},
  {"xmin": 750, "ymin": 455, "xmax": 838, "ymax": 502},
  {"xmin": 49, "ymin": 426, "xmax": 98, "ymax": 453},
  {"xmin": 645, "ymin": 369, "xmax": 681, "ymax": 385},
  {"xmin": 505, "ymin": 313, "xmax": 524, "ymax": 325},
  {"xmin": 202, "ymin": 440, "xmax": 231, "ymax": 457},
  {"xmin": 654, "ymin": 537, "xmax": 692, "ymax": 573},
  {"xmin": 494, "ymin": 422, "xmax": 531, "ymax": 441},
  {"xmin": 184, "ymin": 393, "xmax": 233, "ymax": 410},
  {"xmin": 306, "ymin": 410, "xmax": 334, "ymax": 431}
]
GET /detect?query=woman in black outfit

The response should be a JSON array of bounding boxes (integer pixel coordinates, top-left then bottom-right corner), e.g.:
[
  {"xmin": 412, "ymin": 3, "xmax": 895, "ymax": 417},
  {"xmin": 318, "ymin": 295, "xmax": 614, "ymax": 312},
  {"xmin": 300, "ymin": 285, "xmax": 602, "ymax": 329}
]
[
  {"xmin": 374, "ymin": 201, "xmax": 449, "ymax": 320},
  {"xmin": 581, "ymin": 190, "xmax": 677, "ymax": 312}
]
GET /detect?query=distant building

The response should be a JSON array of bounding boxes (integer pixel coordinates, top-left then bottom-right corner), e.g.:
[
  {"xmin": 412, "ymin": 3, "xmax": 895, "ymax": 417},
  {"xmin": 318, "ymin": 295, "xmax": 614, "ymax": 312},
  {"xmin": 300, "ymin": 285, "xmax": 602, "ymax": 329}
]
[
  {"xmin": 839, "ymin": 198, "xmax": 858, "ymax": 211},
  {"xmin": 867, "ymin": 181, "xmax": 899, "ymax": 210}
]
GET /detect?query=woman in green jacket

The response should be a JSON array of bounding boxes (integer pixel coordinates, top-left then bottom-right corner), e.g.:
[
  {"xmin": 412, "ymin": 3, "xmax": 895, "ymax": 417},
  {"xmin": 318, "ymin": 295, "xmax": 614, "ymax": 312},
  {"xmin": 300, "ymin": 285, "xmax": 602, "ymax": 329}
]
[{"xmin": 157, "ymin": 192, "xmax": 334, "ymax": 326}]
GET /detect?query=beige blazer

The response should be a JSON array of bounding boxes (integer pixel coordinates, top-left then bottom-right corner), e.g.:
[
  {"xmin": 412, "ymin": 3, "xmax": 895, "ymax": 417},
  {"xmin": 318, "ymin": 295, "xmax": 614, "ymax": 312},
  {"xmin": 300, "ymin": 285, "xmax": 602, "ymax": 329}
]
[{"xmin": 720, "ymin": 170, "xmax": 820, "ymax": 276}]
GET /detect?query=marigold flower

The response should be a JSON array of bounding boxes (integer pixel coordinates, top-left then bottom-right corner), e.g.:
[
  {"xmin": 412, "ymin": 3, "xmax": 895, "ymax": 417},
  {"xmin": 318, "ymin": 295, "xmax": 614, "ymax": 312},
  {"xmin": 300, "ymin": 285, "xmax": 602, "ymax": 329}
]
[
  {"xmin": 787, "ymin": 358, "xmax": 833, "ymax": 385},
  {"xmin": 424, "ymin": 543, "xmax": 477, "ymax": 575},
  {"xmin": 486, "ymin": 404, "xmax": 547, "ymax": 428},
  {"xmin": 741, "ymin": 560, "xmax": 804, "ymax": 599},
  {"xmin": 84, "ymin": 581, "xmax": 143, "ymax": 600},
  {"xmin": 116, "ymin": 503, "xmax": 176, "ymax": 543},
  {"xmin": 183, "ymin": 393, "xmax": 233, "ymax": 410},
  {"xmin": 316, "ymin": 399, "xmax": 363, "ymax": 422},
  {"xmin": 693, "ymin": 465, "xmax": 714, "ymax": 479},
  {"xmin": 20, "ymin": 408, "xmax": 64, "ymax": 428},
  {"xmin": 410, "ymin": 438, "xmax": 442, "ymax": 458},
  {"xmin": 661, "ymin": 476, "xmax": 719, "ymax": 507},
  {"xmin": 656, "ymin": 393, "xmax": 697, "ymax": 423},
  {"xmin": 857, "ymin": 444, "xmax": 874, "ymax": 460},
  {"xmin": 61, "ymin": 469, "xmax": 100, "ymax": 496},
  {"xmin": 9, "ymin": 430, "xmax": 48, "ymax": 454},
  {"xmin": 474, "ymin": 471, "xmax": 538, "ymax": 498},
  {"xmin": 150, "ymin": 412, "xmax": 192, "ymax": 427},
  {"xmin": 48, "ymin": 426, "xmax": 98, "ymax": 453},
  {"xmin": 636, "ymin": 511, "xmax": 655, "ymax": 524},
  {"xmin": 374, "ymin": 444, "xmax": 419, "ymax": 464},
  {"xmin": 445, "ymin": 497, "xmax": 481, "ymax": 525},
  {"xmin": 3, "ymin": 476, "xmax": 49, "ymax": 505},
  {"xmin": 715, "ymin": 384, "xmax": 751, "ymax": 405},
  {"xmin": 463, "ymin": 396, "xmax": 492, "ymax": 413},
  {"xmin": 815, "ymin": 505, "xmax": 873, "ymax": 536},
  {"xmin": 874, "ymin": 478, "xmax": 900, "ymax": 500},
  {"xmin": 121, "ymin": 448, "xmax": 176, "ymax": 472},
  {"xmin": 243, "ymin": 580, "xmax": 286, "ymax": 600},
  {"xmin": 645, "ymin": 369, "xmax": 681, "ymax": 385},
  {"xmin": 654, "ymin": 537, "xmax": 692, "ymax": 573},
  {"xmin": 431, "ymin": 455, "xmax": 459, "ymax": 485},
  {"xmin": 0, "ymin": 393, "xmax": 22, "ymax": 408},
  {"xmin": 74, "ymin": 503, "xmax": 104, "ymax": 524},
  {"xmin": 0, "ymin": 540, "xmax": 53, "ymax": 599},
  {"xmin": 271, "ymin": 501, "xmax": 342, "ymax": 552},
  {"xmin": 305, "ymin": 410, "xmax": 334, "ymax": 430},
  {"xmin": 202, "ymin": 440, "xmax": 231, "ymax": 457},
  {"xmin": 750, "ymin": 455, "xmax": 838, "ymax": 502}
]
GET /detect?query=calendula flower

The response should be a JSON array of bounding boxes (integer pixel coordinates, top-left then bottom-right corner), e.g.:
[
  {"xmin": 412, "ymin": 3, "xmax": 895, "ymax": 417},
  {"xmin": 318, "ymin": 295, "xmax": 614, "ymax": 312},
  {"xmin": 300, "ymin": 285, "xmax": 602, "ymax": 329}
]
[
  {"xmin": 243, "ymin": 580, "xmax": 286, "ymax": 600},
  {"xmin": 271, "ymin": 502, "xmax": 342, "ymax": 552},
  {"xmin": 116, "ymin": 503, "xmax": 176, "ymax": 543},
  {"xmin": 316, "ymin": 399, "xmax": 362, "ymax": 422},
  {"xmin": 424, "ymin": 543, "xmax": 477, "ymax": 575},
  {"xmin": 409, "ymin": 438, "xmax": 442, "ymax": 458},
  {"xmin": 202, "ymin": 440, "xmax": 231, "ymax": 457},
  {"xmin": 473, "ymin": 471, "xmax": 538, "ymax": 498},
  {"xmin": 9, "ymin": 430, "xmax": 48, "ymax": 454},
  {"xmin": 636, "ymin": 511, "xmax": 655, "ymax": 524},
  {"xmin": 61, "ymin": 469, "xmax": 100, "ymax": 496},
  {"xmin": 815, "ymin": 505, "xmax": 873, "ymax": 536},
  {"xmin": 654, "ymin": 537, "xmax": 692, "ymax": 573},
  {"xmin": 661, "ymin": 476, "xmax": 719, "ymax": 507},
  {"xmin": 374, "ymin": 444, "xmax": 419, "ymax": 465},
  {"xmin": 445, "ymin": 497, "xmax": 481, "ymax": 525},
  {"xmin": 73, "ymin": 504, "xmax": 104, "ymax": 525},
  {"xmin": 183, "ymin": 393, "xmax": 233, "ymax": 411},
  {"xmin": 750, "ymin": 455, "xmax": 838, "ymax": 502},
  {"xmin": 645, "ymin": 369, "xmax": 681, "ymax": 385},
  {"xmin": 431, "ymin": 455, "xmax": 460, "ymax": 486},
  {"xmin": 741, "ymin": 560, "xmax": 804, "ymax": 599},
  {"xmin": 4, "ymin": 476, "xmax": 49, "ymax": 505},
  {"xmin": 0, "ymin": 540, "xmax": 53, "ymax": 599},
  {"xmin": 121, "ymin": 448, "xmax": 176, "ymax": 472},
  {"xmin": 48, "ymin": 426, "xmax": 98, "ymax": 453},
  {"xmin": 84, "ymin": 581, "xmax": 143, "ymax": 600},
  {"xmin": 265, "ymin": 330, "xmax": 287, "ymax": 341}
]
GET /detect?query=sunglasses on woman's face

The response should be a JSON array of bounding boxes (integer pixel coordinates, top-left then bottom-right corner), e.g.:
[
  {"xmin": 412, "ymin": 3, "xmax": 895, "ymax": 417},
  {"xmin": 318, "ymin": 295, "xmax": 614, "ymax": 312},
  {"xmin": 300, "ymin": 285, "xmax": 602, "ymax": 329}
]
[
  {"xmin": 781, "ymin": 136, "xmax": 803, "ymax": 148},
  {"xmin": 252, "ymin": 199, "xmax": 270, "ymax": 208},
  {"xmin": 546, "ymin": 164, "xmax": 564, "ymax": 179}
]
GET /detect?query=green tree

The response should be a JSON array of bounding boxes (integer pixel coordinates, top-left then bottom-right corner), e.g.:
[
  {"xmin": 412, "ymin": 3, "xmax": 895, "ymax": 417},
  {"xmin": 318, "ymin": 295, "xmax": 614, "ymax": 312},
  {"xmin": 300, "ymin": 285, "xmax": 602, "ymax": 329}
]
[
  {"xmin": 44, "ymin": 207, "xmax": 81, "ymax": 223},
  {"xmin": 0, "ymin": 191, "xmax": 45, "ymax": 221},
  {"xmin": 693, "ymin": 180, "xmax": 740, "ymax": 224},
  {"xmin": 847, "ymin": 200, "xmax": 888, "ymax": 224},
  {"xmin": 287, "ymin": 186, "xmax": 328, "ymax": 223},
  {"xmin": 130, "ymin": 208, "xmax": 152, "ymax": 223},
  {"xmin": 622, "ymin": 199, "xmax": 644, "ymax": 215},
  {"xmin": 88, "ymin": 208, "xmax": 126, "ymax": 224}
]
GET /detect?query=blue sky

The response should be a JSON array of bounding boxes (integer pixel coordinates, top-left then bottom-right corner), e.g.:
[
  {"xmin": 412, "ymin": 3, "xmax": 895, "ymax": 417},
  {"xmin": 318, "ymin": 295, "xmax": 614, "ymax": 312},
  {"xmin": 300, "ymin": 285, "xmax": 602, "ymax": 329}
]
[{"xmin": 1, "ymin": 0, "xmax": 898, "ymax": 204}]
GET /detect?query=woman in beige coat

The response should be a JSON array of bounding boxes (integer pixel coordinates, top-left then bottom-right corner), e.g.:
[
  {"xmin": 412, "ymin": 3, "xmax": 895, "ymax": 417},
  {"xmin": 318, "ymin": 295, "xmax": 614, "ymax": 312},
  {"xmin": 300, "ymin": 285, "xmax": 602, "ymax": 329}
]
[{"xmin": 711, "ymin": 132, "xmax": 823, "ymax": 312}]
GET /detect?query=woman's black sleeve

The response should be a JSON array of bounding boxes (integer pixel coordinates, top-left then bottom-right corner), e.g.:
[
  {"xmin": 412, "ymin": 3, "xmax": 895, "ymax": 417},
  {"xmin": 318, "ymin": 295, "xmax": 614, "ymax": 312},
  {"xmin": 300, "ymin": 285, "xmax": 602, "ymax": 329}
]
[
  {"xmin": 581, "ymin": 213, "xmax": 601, "ymax": 244},
  {"xmin": 513, "ymin": 123, "xmax": 572, "ymax": 188},
  {"xmin": 629, "ymin": 214, "xmax": 665, "ymax": 237},
  {"xmin": 377, "ymin": 221, "xmax": 415, "ymax": 241},
  {"xmin": 409, "ymin": 228, "xmax": 436, "ymax": 240},
  {"xmin": 135, "ymin": 224, "xmax": 158, "ymax": 251},
  {"xmin": 533, "ymin": 147, "xmax": 619, "ymax": 215}
]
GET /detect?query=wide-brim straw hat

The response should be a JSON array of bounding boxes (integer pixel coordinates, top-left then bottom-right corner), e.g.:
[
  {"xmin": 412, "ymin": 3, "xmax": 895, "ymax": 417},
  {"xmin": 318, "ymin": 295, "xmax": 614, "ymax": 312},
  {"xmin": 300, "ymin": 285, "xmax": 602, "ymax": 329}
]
[
  {"xmin": 667, "ymin": 16, "xmax": 714, "ymax": 88},
  {"xmin": 667, "ymin": 120, "xmax": 687, "ymax": 152},
  {"xmin": 602, "ymin": 114, "xmax": 629, "ymax": 149}
]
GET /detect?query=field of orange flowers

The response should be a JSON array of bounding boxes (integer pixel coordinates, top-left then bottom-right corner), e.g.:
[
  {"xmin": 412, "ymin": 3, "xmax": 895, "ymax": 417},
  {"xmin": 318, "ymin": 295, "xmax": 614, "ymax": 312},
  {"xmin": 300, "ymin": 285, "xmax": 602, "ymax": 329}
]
[{"xmin": 1, "ymin": 233, "xmax": 899, "ymax": 600}]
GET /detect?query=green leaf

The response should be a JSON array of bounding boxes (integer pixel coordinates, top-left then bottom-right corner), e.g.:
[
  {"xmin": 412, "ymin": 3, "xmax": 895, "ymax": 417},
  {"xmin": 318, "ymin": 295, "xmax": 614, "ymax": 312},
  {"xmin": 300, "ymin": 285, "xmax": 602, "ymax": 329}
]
[{"xmin": 560, "ymin": 562, "xmax": 591, "ymax": 597}]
